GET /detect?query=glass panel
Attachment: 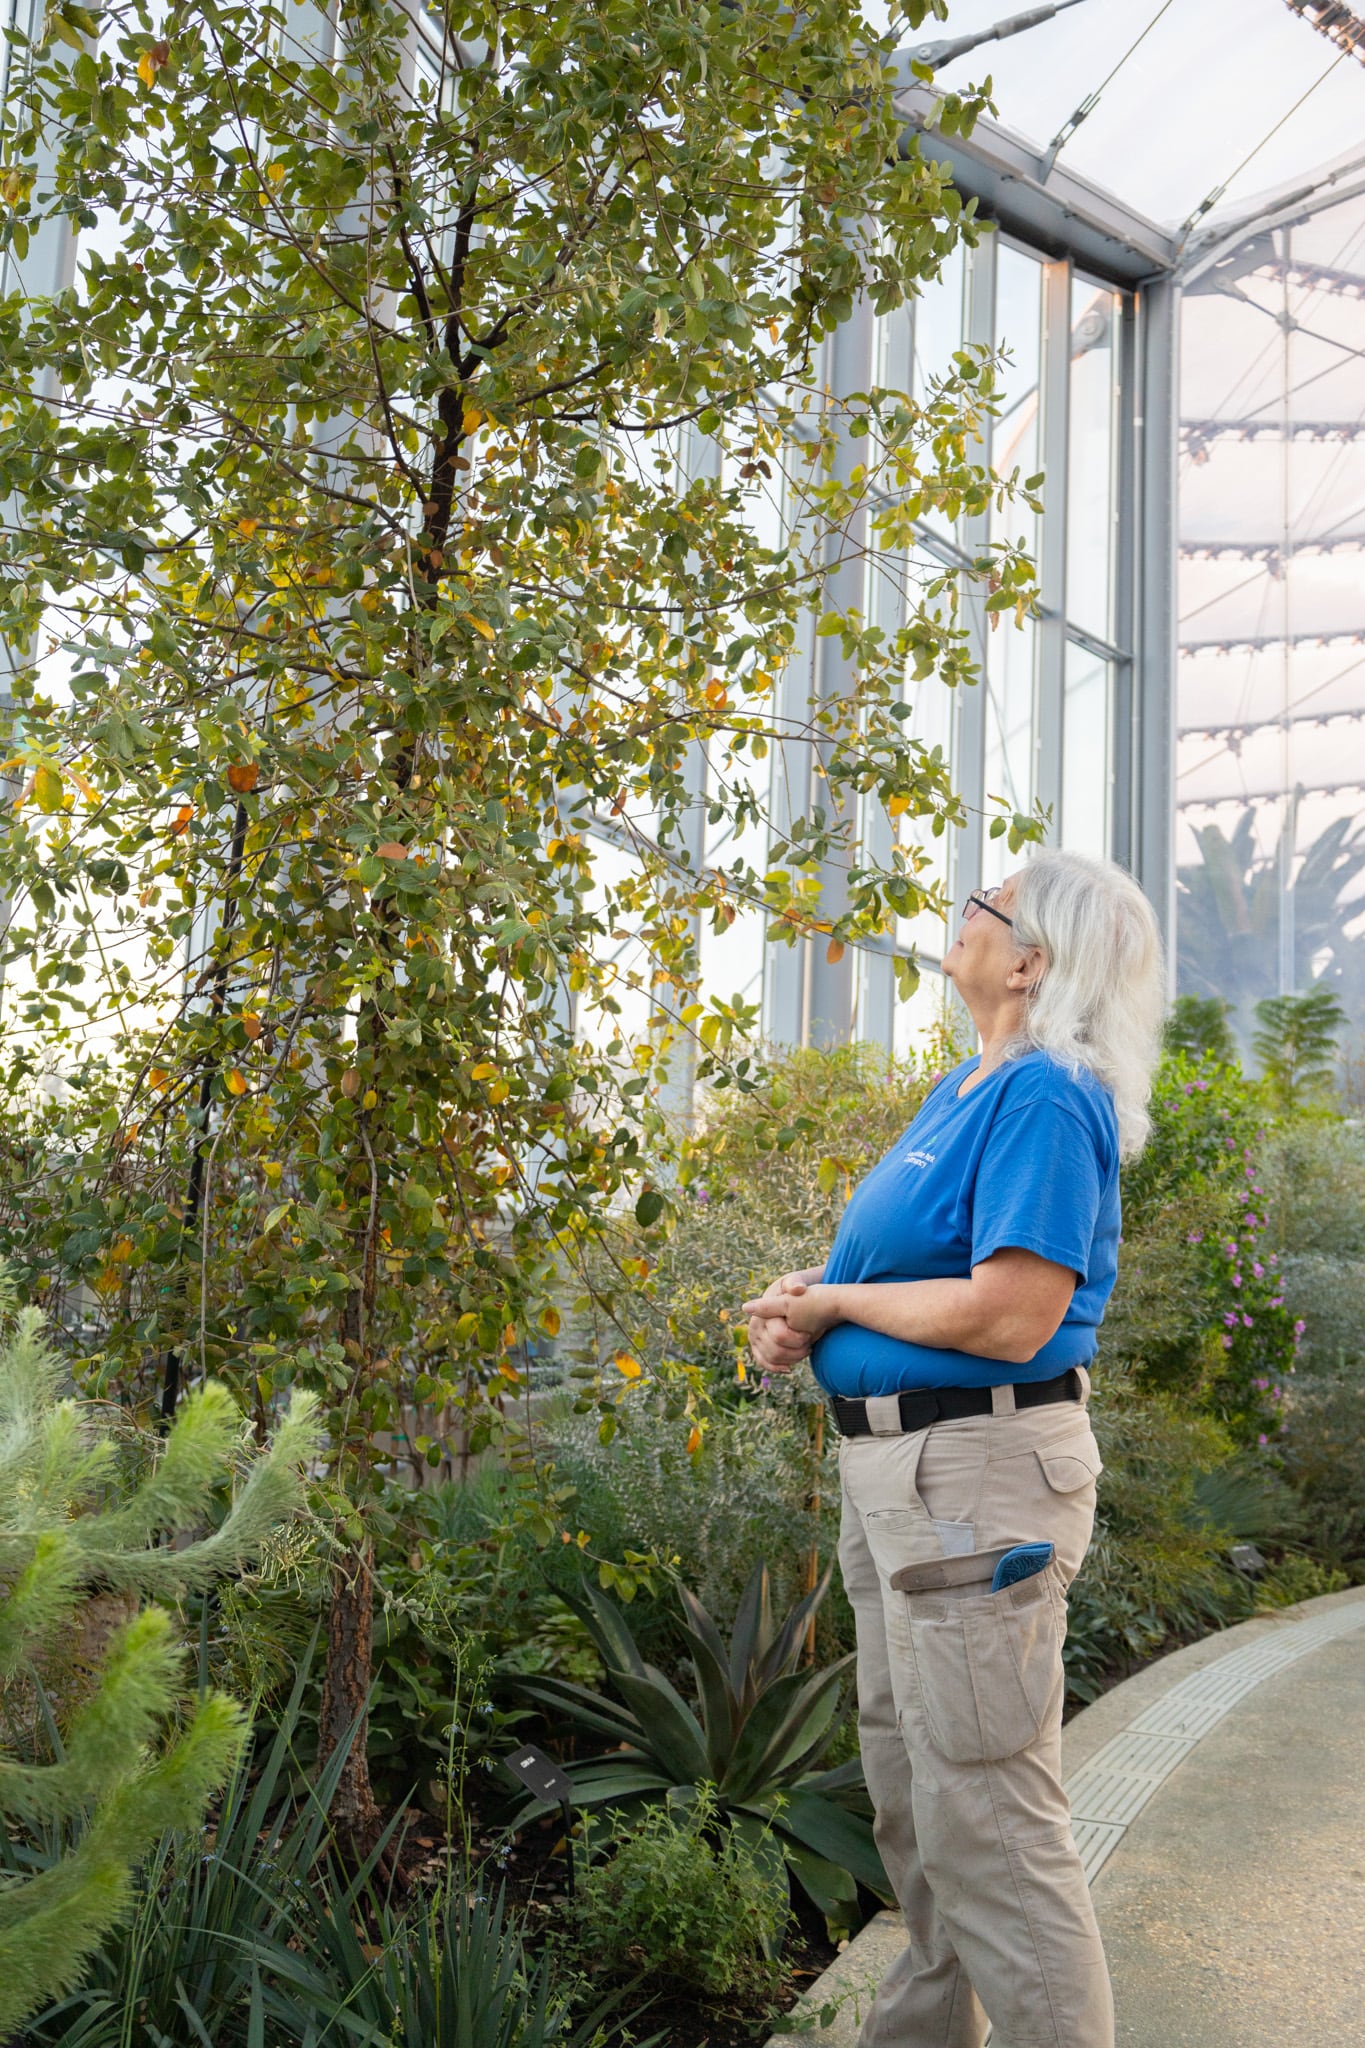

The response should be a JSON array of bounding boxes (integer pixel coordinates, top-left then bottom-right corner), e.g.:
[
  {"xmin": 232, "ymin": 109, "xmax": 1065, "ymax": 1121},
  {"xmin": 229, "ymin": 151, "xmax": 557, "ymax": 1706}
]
[
  {"xmin": 981, "ymin": 615, "xmax": 1037, "ymax": 891},
  {"xmin": 1177, "ymin": 186, "xmax": 1365, "ymax": 1050},
  {"xmin": 897, "ymin": 549, "xmax": 959, "ymax": 964},
  {"xmin": 1066, "ymin": 279, "xmax": 1119, "ymax": 642},
  {"xmin": 911, "ymin": 241, "xmax": 967, "ymax": 545},
  {"xmin": 892, "ymin": 964, "xmax": 956, "ymax": 1062},
  {"xmin": 912, "ymin": 239, "xmax": 966, "ymax": 400},
  {"xmin": 1062, "ymin": 642, "xmax": 1112, "ymax": 858},
  {"xmin": 992, "ymin": 245, "xmax": 1044, "ymax": 566}
]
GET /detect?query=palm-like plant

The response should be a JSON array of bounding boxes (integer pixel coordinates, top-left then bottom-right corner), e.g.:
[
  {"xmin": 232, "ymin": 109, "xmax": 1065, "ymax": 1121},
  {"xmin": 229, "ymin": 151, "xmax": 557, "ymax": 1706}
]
[
  {"xmin": 509, "ymin": 1565, "xmax": 888, "ymax": 1933},
  {"xmin": 1176, "ymin": 804, "xmax": 1365, "ymax": 1028}
]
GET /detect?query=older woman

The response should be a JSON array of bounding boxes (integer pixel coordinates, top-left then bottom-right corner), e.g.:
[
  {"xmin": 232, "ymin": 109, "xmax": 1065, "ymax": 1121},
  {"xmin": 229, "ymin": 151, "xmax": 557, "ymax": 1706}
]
[{"xmin": 745, "ymin": 850, "xmax": 1164, "ymax": 2048}]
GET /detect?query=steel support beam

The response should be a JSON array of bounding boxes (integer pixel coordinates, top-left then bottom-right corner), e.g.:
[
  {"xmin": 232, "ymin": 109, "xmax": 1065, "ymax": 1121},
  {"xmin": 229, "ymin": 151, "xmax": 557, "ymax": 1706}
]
[
  {"xmin": 1133, "ymin": 275, "xmax": 1180, "ymax": 974},
  {"xmin": 805, "ymin": 293, "xmax": 876, "ymax": 1049},
  {"xmin": 952, "ymin": 239, "xmax": 996, "ymax": 915},
  {"xmin": 1035, "ymin": 260, "xmax": 1071, "ymax": 833}
]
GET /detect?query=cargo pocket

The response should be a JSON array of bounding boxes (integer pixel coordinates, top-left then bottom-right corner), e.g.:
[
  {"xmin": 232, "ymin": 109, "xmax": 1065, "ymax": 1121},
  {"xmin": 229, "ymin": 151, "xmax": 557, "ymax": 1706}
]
[
  {"xmin": 1035, "ymin": 1427, "xmax": 1103, "ymax": 1496},
  {"xmin": 906, "ymin": 1571, "xmax": 1063, "ymax": 1764}
]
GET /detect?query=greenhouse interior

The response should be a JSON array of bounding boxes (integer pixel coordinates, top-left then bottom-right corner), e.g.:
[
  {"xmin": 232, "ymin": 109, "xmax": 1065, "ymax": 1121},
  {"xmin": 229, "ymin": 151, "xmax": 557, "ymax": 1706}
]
[
  {"xmin": 714, "ymin": 0, "xmax": 1365, "ymax": 1074},
  {"xmin": 2, "ymin": 4, "xmax": 1365, "ymax": 2046}
]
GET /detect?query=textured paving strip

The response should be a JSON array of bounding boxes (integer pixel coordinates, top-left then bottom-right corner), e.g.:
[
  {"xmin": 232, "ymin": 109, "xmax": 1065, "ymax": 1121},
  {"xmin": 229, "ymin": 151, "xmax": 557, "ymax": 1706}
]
[{"xmin": 764, "ymin": 1587, "xmax": 1365, "ymax": 2047}]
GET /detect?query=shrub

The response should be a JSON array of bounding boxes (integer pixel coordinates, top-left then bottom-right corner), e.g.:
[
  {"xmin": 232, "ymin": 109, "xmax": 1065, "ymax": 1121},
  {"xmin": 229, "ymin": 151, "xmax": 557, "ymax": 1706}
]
[
  {"xmin": 1110, "ymin": 1052, "xmax": 1299, "ymax": 1444},
  {"xmin": 535, "ymin": 1392, "xmax": 845, "ymax": 1663},
  {"xmin": 1259, "ymin": 1119, "xmax": 1365, "ymax": 1376},
  {"xmin": 1279, "ymin": 1375, "xmax": 1365, "ymax": 1572},
  {"xmin": 1065, "ymin": 1366, "xmax": 1255, "ymax": 1698},
  {"xmin": 572, "ymin": 1787, "xmax": 788, "ymax": 2000},
  {"xmin": 1251, "ymin": 986, "xmax": 1347, "ymax": 1111},
  {"xmin": 1253, "ymin": 1554, "xmax": 1350, "ymax": 1608},
  {"xmin": 511, "ymin": 1566, "xmax": 885, "ymax": 1936}
]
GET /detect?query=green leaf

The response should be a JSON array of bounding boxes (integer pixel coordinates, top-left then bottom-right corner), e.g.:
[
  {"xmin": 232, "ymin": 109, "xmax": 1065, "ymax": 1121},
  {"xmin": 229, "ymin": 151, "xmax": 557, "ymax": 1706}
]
[
  {"xmin": 634, "ymin": 1188, "xmax": 664, "ymax": 1228},
  {"xmin": 606, "ymin": 1666, "xmax": 710, "ymax": 1786},
  {"xmin": 770, "ymin": 1788, "xmax": 891, "ymax": 1897}
]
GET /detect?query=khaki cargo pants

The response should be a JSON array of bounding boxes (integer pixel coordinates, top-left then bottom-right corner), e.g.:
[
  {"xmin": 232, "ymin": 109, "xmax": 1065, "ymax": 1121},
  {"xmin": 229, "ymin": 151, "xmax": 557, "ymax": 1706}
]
[{"xmin": 837, "ymin": 1380, "xmax": 1111, "ymax": 2048}]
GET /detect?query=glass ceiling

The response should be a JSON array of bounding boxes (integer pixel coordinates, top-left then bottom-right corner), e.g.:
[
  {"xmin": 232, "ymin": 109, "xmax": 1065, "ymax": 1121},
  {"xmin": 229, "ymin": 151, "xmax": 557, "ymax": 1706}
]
[{"xmin": 904, "ymin": 0, "xmax": 1365, "ymax": 229}]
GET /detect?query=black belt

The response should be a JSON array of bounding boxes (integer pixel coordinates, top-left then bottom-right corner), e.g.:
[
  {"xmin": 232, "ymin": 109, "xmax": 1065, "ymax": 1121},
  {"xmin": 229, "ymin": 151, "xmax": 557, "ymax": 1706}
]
[{"xmin": 831, "ymin": 1368, "xmax": 1082, "ymax": 1439}]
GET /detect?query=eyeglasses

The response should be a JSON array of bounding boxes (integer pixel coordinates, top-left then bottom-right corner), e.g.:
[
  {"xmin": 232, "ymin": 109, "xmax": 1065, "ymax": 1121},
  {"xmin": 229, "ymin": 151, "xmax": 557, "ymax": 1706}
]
[{"xmin": 963, "ymin": 888, "xmax": 1015, "ymax": 930}]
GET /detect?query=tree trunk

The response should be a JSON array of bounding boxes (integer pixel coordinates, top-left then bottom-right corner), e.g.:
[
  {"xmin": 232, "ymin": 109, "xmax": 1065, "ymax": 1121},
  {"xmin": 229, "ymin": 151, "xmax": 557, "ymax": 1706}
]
[{"xmin": 317, "ymin": 1537, "xmax": 381, "ymax": 1845}]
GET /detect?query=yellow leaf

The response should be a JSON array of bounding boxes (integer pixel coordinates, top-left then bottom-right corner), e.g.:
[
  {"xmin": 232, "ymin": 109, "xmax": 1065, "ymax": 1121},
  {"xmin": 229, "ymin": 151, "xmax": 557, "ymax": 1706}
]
[
  {"xmin": 825, "ymin": 938, "xmax": 845, "ymax": 964},
  {"xmin": 470, "ymin": 1062, "xmax": 498, "ymax": 1081},
  {"xmin": 362, "ymin": 1088, "xmax": 378, "ymax": 1110},
  {"xmin": 887, "ymin": 793, "xmax": 910, "ymax": 818},
  {"xmin": 225, "ymin": 1068, "xmax": 248, "ymax": 1096},
  {"xmin": 540, "ymin": 1305, "xmax": 562, "ymax": 1337},
  {"xmin": 33, "ymin": 763, "xmax": 64, "ymax": 813},
  {"xmin": 266, "ymin": 161, "xmax": 286, "ymax": 184},
  {"xmin": 109, "ymin": 1238, "xmax": 134, "ymax": 1264},
  {"xmin": 242, "ymin": 1013, "xmax": 262, "ymax": 1040},
  {"xmin": 614, "ymin": 1352, "xmax": 642, "ymax": 1380},
  {"xmin": 170, "ymin": 803, "xmax": 194, "ymax": 835},
  {"xmin": 70, "ymin": 767, "xmax": 98, "ymax": 801},
  {"xmin": 686, "ymin": 1424, "xmax": 703, "ymax": 1455},
  {"xmin": 462, "ymin": 408, "xmax": 482, "ymax": 434},
  {"xmin": 736, "ymin": 1358, "xmax": 747, "ymax": 1383},
  {"xmin": 468, "ymin": 616, "xmax": 495, "ymax": 640},
  {"xmin": 147, "ymin": 1066, "xmax": 169, "ymax": 1090},
  {"xmin": 237, "ymin": 515, "xmax": 259, "ymax": 538},
  {"xmin": 704, "ymin": 678, "xmax": 727, "ymax": 709},
  {"xmin": 488, "ymin": 1079, "xmax": 509, "ymax": 1104},
  {"xmin": 136, "ymin": 51, "xmax": 157, "ymax": 87}
]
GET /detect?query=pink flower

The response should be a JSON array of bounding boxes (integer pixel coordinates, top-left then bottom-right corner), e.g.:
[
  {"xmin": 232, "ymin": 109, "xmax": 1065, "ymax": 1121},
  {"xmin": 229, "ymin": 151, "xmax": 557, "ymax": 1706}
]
[
  {"xmin": 1294, "ymin": 1319, "xmax": 1307, "ymax": 1338},
  {"xmin": 1252, "ymin": 1262, "xmax": 1264, "ymax": 1279},
  {"xmin": 1258, "ymin": 1433, "xmax": 1268, "ymax": 1446},
  {"xmin": 1243, "ymin": 1314, "xmax": 1254, "ymax": 1328},
  {"xmin": 1231, "ymin": 1272, "xmax": 1242, "ymax": 1288},
  {"xmin": 1223, "ymin": 1312, "xmax": 1238, "ymax": 1327},
  {"xmin": 1186, "ymin": 1229, "xmax": 1204, "ymax": 1243},
  {"xmin": 1223, "ymin": 1334, "xmax": 1235, "ymax": 1349}
]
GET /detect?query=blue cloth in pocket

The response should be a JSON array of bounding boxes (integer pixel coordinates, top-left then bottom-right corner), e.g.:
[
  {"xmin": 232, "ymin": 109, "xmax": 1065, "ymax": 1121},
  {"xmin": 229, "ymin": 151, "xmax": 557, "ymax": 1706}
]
[{"xmin": 990, "ymin": 1542, "xmax": 1055, "ymax": 1593}]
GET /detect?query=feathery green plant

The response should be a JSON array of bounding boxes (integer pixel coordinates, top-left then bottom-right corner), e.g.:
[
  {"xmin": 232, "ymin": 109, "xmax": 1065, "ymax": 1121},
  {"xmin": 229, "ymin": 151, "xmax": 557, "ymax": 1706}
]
[{"xmin": 0, "ymin": 1304, "xmax": 319, "ymax": 2034}]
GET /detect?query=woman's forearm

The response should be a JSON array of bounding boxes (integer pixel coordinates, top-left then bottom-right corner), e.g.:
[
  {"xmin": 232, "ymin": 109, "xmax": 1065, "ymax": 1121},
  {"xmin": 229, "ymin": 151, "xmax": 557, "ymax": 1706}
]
[{"xmin": 821, "ymin": 1267, "xmax": 1066, "ymax": 1367}]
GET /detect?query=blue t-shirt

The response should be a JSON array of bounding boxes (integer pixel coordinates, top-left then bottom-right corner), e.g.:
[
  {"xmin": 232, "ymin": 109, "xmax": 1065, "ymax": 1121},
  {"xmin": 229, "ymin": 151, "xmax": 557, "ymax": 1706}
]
[{"xmin": 811, "ymin": 1050, "xmax": 1120, "ymax": 1397}]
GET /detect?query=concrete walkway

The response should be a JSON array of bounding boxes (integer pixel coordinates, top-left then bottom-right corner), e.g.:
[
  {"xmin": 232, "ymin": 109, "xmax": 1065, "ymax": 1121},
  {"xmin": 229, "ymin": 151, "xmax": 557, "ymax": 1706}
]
[{"xmin": 768, "ymin": 1586, "xmax": 1365, "ymax": 2047}]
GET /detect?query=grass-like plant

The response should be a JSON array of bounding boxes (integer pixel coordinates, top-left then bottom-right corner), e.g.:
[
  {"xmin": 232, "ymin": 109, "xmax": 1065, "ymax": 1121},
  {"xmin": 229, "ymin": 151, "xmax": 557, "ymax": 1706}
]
[{"xmin": 511, "ymin": 1564, "xmax": 888, "ymax": 1933}]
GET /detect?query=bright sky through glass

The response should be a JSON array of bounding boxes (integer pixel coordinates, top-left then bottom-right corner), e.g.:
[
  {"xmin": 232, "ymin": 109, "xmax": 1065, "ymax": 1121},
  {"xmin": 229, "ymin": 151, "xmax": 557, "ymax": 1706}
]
[{"xmin": 897, "ymin": 0, "xmax": 1365, "ymax": 226}]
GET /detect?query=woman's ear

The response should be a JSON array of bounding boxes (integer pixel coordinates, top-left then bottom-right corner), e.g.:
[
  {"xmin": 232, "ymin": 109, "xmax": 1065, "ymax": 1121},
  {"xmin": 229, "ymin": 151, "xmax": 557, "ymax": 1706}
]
[{"xmin": 1007, "ymin": 947, "xmax": 1046, "ymax": 994}]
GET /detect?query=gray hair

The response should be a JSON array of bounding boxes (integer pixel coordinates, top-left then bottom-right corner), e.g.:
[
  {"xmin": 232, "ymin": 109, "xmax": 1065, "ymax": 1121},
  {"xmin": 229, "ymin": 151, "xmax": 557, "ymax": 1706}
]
[{"xmin": 1009, "ymin": 851, "xmax": 1166, "ymax": 1160}]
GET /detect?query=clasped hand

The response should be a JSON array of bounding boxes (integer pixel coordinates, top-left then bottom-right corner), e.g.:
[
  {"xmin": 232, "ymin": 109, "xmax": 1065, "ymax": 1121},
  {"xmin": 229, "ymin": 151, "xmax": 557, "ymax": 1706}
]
[{"xmin": 742, "ymin": 1274, "xmax": 841, "ymax": 1375}]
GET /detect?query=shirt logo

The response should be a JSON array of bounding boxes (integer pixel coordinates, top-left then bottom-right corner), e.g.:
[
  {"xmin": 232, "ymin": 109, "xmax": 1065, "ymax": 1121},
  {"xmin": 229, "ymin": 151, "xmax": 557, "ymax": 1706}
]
[{"xmin": 904, "ymin": 1148, "xmax": 936, "ymax": 1169}]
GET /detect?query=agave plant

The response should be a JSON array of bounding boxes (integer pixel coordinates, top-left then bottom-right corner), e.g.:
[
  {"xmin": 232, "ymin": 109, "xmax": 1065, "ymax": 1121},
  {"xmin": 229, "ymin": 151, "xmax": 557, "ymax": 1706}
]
[{"xmin": 509, "ymin": 1564, "xmax": 889, "ymax": 1932}]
